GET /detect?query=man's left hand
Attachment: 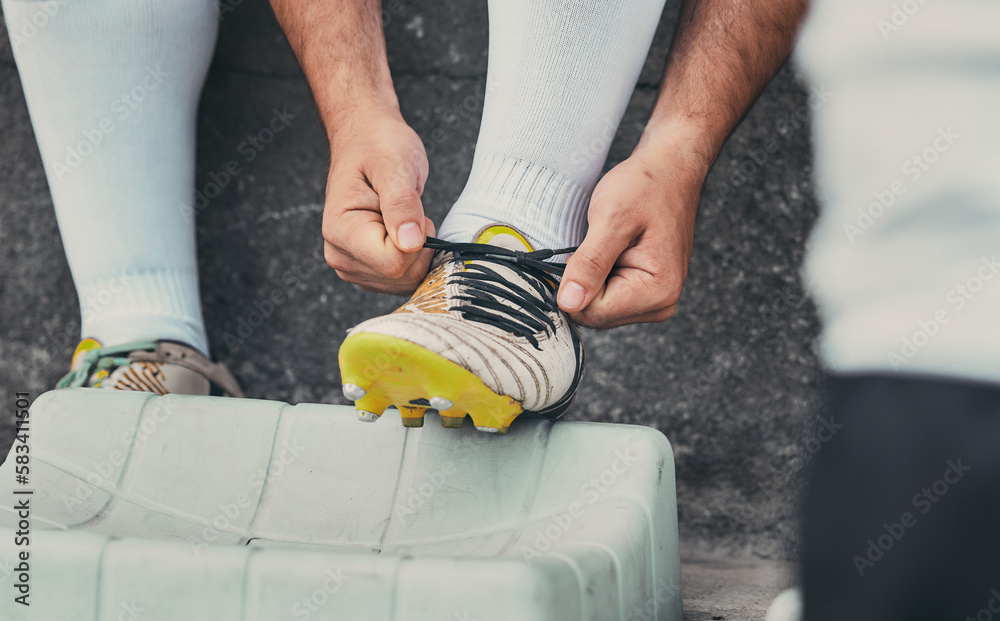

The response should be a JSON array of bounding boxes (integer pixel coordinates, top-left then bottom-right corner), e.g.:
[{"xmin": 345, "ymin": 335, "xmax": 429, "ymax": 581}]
[{"xmin": 558, "ymin": 139, "xmax": 706, "ymax": 329}]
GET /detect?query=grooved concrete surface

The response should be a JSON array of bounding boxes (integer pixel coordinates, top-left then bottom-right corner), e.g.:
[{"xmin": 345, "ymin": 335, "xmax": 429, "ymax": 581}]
[{"xmin": 0, "ymin": 0, "xmax": 824, "ymax": 590}]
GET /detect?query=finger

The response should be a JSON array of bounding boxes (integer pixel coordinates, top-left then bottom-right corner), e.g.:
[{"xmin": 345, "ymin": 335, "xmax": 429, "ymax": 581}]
[
  {"xmin": 369, "ymin": 157, "xmax": 428, "ymax": 253},
  {"xmin": 323, "ymin": 239, "xmax": 377, "ymax": 275},
  {"xmin": 322, "ymin": 169, "xmax": 381, "ymax": 264},
  {"xmin": 572, "ymin": 288, "xmax": 678, "ymax": 329},
  {"xmin": 327, "ymin": 237, "xmax": 432, "ymax": 294},
  {"xmin": 571, "ymin": 250, "xmax": 682, "ymax": 328},
  {"xmin": 558, "ymin": 216, "xmax": 640, "ymax": 314},
  {"xmin": 324, "ymin": 181, "xmax": 431, "ymax": 282},
  {"xmin": 334, "ymin": 260, "xmax": 430, "ymax": 295},
  {"xmin": 573, "ymin": 304, "xmax": 677, "ymax": 330}
]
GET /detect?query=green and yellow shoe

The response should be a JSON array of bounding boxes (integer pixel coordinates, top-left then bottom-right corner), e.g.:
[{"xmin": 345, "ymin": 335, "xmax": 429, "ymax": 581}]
[{"xmin": 58, "ymin": 338, "xmax": 244, "ymax": 397}]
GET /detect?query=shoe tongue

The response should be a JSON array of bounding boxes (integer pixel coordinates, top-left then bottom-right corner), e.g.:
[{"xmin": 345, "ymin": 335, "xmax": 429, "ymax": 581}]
[
  {"xmin": 475, "ymin": 225, "xmax": 534, "ymax": 252},
  {"xmin": 70, "ymin": 338, "xmax": 103, "ymax": 370}
]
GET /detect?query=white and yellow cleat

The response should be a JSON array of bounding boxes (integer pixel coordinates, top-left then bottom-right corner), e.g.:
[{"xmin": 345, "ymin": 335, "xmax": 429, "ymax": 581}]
[{"xmin": 338, "ymin": 225, "xmax": 585, "ymax": 433}]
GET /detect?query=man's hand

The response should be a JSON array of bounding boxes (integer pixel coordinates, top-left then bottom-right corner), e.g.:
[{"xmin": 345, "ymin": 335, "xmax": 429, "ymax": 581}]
[
  {"xmin": 559, "ymin": 0, "xmax": 807, "ymax": 328},
  {"xmin": 323, "ymin": 109, "xmax": 435, "ymax": 294},
  {"xmin": 270, "ymin": 0, "xmax": 434, "ymax": 294},
  {"xmin": 558, "ymin": 129, "xmax": 706, "ymax": 329}
]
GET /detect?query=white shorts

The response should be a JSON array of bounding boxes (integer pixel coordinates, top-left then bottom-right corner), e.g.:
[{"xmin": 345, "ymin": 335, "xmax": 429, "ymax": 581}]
[{"xmin": 795, "ymin": 0, "xmax": 1000, "ymax": 383}]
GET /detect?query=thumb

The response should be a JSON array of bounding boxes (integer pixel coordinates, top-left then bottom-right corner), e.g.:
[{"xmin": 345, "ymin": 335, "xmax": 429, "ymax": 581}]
[
  {"xmin": 558, "ymin": 217, "xmax": 637, "ymax": 313},
  {"xmin": 371, "ymin": 159, "xmax": 428, "ymax": 253}
]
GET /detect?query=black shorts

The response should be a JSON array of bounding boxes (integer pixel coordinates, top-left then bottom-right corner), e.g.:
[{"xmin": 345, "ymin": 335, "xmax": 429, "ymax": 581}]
[{"xmin": 803, "ymin": 373, "xmax": 1000, "ymax": 621}]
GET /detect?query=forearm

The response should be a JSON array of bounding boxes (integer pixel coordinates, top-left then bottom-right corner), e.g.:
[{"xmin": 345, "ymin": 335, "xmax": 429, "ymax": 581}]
[
  {"xmin": 269, "ymin": 0, "xmax": 399, "ymax": 139},
  {"xmin": 641, "ymin": 0, "xmax": 808, "ymax": 176}
]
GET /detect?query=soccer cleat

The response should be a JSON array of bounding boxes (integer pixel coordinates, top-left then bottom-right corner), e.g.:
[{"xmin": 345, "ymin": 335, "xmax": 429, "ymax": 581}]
[
  {"xmin": 338, "ymin": 225, "xmax": 585, "ymax": 433},
  {"xmin": 57, "ymin": 338, "xmax": 245, "ymax": 397}
]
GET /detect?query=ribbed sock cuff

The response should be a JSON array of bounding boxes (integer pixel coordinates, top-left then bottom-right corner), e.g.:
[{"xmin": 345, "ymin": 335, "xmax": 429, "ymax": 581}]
[
  {"xmin": 438, "ymin": 154, "xmax": 590, "ymax": 255},
  {"xmin": 76, "ymin": 267, "xmax": 209, "ymax": 357}
]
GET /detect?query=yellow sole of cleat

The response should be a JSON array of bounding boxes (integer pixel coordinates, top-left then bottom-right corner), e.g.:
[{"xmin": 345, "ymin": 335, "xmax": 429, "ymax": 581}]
[{"xmin": 339, "ymin": 332, "xmax": 523, "ymax": 433}]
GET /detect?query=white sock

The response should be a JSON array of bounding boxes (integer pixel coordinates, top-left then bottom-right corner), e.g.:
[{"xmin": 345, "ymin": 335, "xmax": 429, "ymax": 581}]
[
  {"xmin": 437, "ymin": 0, "xmax": 666, "ymax": 251},
  {"xmin": 3, "ymin": 0, "xmax": 218, "ymax": 356}
]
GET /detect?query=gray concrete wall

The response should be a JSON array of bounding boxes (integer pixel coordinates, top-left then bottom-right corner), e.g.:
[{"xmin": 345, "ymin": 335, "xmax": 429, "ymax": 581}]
[{"xmin": 0, "ymin": 0, "xmax": 827, "ymax": 559}]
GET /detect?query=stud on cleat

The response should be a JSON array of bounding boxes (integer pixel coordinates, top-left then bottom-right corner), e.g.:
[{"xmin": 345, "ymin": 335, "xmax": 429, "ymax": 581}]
[
  {"xmin": 429, "ymin": 397, "xmax": 454, "ymax": 411},
  {"xmin": 357, "ymin": 410, "xmax": 379, "ymax": 422},
  {"xmin": 342, "ymin": 383, "xmax": 366, "ymax": 401},
  {"xmin": 440, "ymin": 415, "xmax": 465, "ymax": 429},
  {"xmin": 475, "ymin": 426, "xmax": 501, "ymax": 434},
  {"xmin": 399, "ymin": 405, "xmax": 426, "ymax": 428}
]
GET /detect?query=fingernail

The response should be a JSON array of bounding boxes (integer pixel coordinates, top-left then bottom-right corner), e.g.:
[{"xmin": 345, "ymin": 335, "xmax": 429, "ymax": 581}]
[
  {"xmin": 397, "ymin": 222, "xmax": 423, "ymax": 249},
  {"xmin": 559, "ymin": 281, "xmax": 585, "ymax": 310}
]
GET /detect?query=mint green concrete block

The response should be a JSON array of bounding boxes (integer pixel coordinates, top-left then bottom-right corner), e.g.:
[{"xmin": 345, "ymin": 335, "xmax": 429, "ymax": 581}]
[
  {"xmin": 0, "ymin": 389, "xmax": 681, "ymax": 620},
  {"xmin": 2, "ymin": 530, "xmax": 105, "ymax": 621}
]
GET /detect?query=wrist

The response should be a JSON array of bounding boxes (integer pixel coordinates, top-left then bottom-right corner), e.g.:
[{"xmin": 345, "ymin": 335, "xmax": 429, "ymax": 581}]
[
  {"xmin": 306, "ymin": 56, "xmax": 401, "ymax": 144},
  {"xmin": 322, "ymin": 90, "xmax": 402, "ymax": 145},
  {"xmin": 633, "ymin": 117, "xmax": 720, "ymax": 184}
]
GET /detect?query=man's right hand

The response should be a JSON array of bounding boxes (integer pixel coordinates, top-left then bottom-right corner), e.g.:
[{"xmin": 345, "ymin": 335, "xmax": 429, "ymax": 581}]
[
  {"xmin": 269, "ymin": 0, "xmax": 433, "ymax": 294},
  {"xmin": 322, "ymin": 109, "xmax": 435, "ymax": 295}
]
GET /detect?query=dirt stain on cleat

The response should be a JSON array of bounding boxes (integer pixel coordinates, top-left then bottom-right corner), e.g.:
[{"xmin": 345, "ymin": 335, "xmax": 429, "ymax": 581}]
[{"xmin": 399, "ymin": 405, "xmax": 426, "ymax": 428}]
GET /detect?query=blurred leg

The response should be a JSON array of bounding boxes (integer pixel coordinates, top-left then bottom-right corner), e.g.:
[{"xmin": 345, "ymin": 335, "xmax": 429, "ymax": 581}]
[
  {"xmin": 437, "ymin": 0, "xmax": 666, "ymax": 251},
  {"xmin": 4, "ymin": 0, "xmax": 219, "ymax": 356},
  {"xmin": 796, "ymin": 0, "xmax": 1000, "ymax": 617},
  {"xmin": 802, "ymin": 375, "xmax": 1000, "ymax": 620}
]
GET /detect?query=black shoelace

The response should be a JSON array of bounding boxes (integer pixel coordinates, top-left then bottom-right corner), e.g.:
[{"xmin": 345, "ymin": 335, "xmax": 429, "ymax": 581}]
[{"xmin": 423, "ymin": 237, "xmax": 578, "ymax": 350}]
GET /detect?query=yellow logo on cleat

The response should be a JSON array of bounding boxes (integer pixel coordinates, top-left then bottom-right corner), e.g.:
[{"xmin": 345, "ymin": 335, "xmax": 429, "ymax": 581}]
[
  {"xmin": 475, "ymin": 225, "xmax": 534, "ymax": 251},
  {"xmin": 70, "ymin": 338, "xmax": 103, "ymax": 370}
]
